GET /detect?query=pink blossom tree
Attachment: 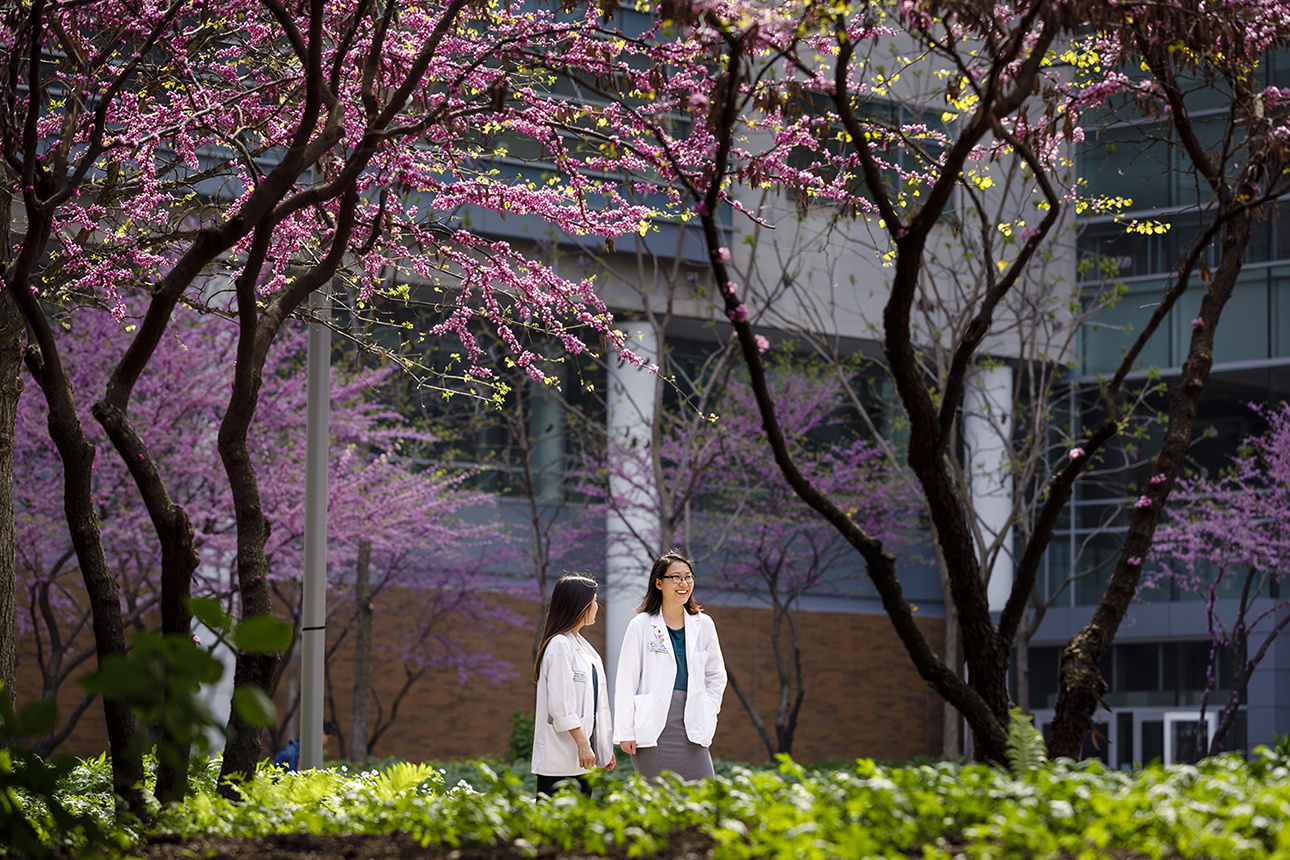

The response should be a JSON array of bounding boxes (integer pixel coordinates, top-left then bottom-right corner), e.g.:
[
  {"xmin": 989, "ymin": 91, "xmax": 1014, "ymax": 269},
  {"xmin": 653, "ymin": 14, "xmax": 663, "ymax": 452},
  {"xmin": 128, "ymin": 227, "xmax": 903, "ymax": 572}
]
[
  {"xmin": 15, "ymin": 304, "xmax": 511, "ymax": 797},
  {"xmin": 698, "ymin": 370, "xmax": 921, "ymax": 758},
  {"xmin": 558, "ymin": 0, "xmax": 1290, "ymax": 761},
  {"xmin": 3, "ymin": 0, "xmax": 654, "ymax": 802},
  {"xmin": 1150, "ymin": 402, "xmax": 1290, "ymax": 755}
]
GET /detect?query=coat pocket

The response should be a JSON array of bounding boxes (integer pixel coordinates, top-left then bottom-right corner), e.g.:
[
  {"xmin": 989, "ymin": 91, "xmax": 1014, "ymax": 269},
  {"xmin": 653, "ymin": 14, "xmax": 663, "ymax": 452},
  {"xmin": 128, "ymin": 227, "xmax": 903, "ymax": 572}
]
[{"xmin": 633, "ymin": 692, "xmax": 656, "ymax": 742}]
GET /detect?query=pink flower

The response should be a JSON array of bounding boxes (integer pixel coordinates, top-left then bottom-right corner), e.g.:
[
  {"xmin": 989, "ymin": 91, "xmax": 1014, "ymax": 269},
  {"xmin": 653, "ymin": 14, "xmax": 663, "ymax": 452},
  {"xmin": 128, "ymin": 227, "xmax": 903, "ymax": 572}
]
[
  {"xmin": 688, "ymin": 93, "xmax": 710, "ymax": 112},
  {"xmin": 192, "ymin": 634, "xmax": 202, "ymax": 645},
  {"xmin": 1126, "ymin": 557, "xmax": 1142, "ymax": 566},
  {"xmin": 716, "ymin": 247, "xmax": 731, "ymax": 263},
  {"xmin": 721, "ymin": 280, "xmax": 739, "ymax": 298},
  {"xmin": 754, "ymin": 334, "xmax": 770, "ymax": 353},
  {"xmin": 1134, "ymin": 495, "xmax": 1153, "ymax": 508},
  {"xmin": 1191, "ymin": 317, "xmax": 1204, "ymax": 328},
  {"xmin": 693, "ymin": 201, "xmax": 710, "ymax": 217},
  {"xmin": 1149, "ymin": 473, "xmax": 1166, "ymax": 485},
  {"xmin": 727, "ymin": 303, "xmax": 749, "ymax": 323},
  {"xmin": 1069, "ymin": 447, "xmax": 1086, "ymax": 460}
]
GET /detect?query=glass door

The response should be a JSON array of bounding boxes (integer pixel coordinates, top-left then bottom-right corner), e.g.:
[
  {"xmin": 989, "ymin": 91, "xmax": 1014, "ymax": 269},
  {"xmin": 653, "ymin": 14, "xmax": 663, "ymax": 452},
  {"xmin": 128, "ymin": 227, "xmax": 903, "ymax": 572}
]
[{"xmin": 1162, "ymin": 711, "xmax": 1216, "ymax": 765}]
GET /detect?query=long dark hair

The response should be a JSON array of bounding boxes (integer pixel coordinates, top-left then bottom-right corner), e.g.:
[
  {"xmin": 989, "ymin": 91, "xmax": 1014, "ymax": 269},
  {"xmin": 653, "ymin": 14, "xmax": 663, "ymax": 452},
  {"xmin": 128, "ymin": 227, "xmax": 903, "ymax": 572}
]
[
  {"xmin": 533, "ymin": 574, "xmax": 599, "ymax": 683},
  {"xmin": 636, "ymin": 548, "xmax": 701, "ymax": 616}
]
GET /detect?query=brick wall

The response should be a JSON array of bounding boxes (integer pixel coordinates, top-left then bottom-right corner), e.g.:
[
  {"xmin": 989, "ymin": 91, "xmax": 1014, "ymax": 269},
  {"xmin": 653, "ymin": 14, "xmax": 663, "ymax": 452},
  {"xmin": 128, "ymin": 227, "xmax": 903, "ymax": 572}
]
[{"xmin": 15, "ymin": 590, "xmax": 945, "ymax": 765}]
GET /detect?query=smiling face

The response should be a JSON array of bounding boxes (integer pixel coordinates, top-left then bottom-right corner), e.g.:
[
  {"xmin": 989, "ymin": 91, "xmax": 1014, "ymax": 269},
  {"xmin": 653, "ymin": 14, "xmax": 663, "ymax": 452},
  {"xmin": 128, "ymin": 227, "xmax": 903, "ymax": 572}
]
[{"xmin": 655, "ymin": 559, "xmax": 695, "ymax": 610}]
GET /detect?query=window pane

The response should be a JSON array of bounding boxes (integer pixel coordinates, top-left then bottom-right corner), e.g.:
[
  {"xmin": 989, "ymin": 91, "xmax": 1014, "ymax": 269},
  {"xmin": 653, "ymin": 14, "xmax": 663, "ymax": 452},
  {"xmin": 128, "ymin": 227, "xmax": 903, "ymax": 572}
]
[
  {"xmin": 1174, "ymin": 274, "xmax": 1269, "ymax": 365},
  {"xmin": 1142, "ymin": 720, "xmax": 1164, "ymax": 763},
  {"xmin": 1117, "ymin": 711, "xmax": 1135, "ymax": 769},
  {"xmin": 1028, "ymin": 646, "xmax": 1061, "ymax": 711},
  {"xmin": 1171, "ymin": 720, "xmax": 1207, "ymax": 764},
  {"xmin": 1116, "ymin": 643, "xmax": 1161, "ymax": 692},
  {"xmin": 1079, "ymin": 126, "xmax": 1171, "ymax": 211},
  {"xmin": 1083, "ymin": 287, "xmax": 1171, "ymax": 375},
  {"xmin": 1273, "ymin": 271, "xmax": 1290, "ymax": 358}
]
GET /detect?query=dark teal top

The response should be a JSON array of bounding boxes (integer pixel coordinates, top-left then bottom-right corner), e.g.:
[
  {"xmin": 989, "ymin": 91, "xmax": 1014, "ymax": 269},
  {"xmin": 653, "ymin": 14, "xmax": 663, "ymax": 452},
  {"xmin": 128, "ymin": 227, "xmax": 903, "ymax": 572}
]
[{"xmin": 668, "ymin": 625, "xmax": 688, "ymax": 691}]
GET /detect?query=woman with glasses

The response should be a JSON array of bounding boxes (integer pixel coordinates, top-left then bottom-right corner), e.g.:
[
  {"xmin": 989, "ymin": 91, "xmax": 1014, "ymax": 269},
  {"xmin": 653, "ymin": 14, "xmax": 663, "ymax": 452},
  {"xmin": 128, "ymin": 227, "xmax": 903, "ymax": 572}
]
[
  {"xmin": 532, "ymin": 574, "xmax": 616, "ymax": 796},
  {"xmin": 613, "ymin": 548, "xmax": 727, "ymax": 781}
]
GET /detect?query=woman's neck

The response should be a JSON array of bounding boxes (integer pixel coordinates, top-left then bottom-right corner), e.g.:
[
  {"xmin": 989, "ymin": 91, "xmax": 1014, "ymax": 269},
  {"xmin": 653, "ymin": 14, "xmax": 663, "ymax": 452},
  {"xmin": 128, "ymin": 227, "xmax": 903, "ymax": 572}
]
[{"xmin": 661, "ymin": 603, "xmax": 685, "ymax": 627}]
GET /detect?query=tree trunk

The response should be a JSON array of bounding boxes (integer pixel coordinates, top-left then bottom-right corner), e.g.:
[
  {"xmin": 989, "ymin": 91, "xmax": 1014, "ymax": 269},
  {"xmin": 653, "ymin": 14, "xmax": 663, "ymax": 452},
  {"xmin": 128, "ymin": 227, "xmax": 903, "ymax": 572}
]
[
  {"xmin": 1049, "ymin": 209, "xmax": 1252, "ymax": 759},
  {"xmin": 350, "ymin": 541, "xmax": 373, "ymax": 764},
  {"xmin": 91, "ymin": 398, "xmax": 200, "ymax": 804},
  {"xmin": 0, "ymin": 258, "xmax": 21, "ymax": 719},
  {"xmin": 216, "ymin": 355, "xmax": 280, "ymax": 791},
  {"xmin": 21, "ymin": 345, "xmax": 144, "ymax": 815},
  {"xmin": 1016, "ymin": 625, "xmax": 1031, "ymax": 716},
  {"xmin": 216, "ymin": 198, "xmax": 356, "ymax": 790},
  {"xmin": 933, "ymin": 525, "xmax": 962, "ymax": 758}
]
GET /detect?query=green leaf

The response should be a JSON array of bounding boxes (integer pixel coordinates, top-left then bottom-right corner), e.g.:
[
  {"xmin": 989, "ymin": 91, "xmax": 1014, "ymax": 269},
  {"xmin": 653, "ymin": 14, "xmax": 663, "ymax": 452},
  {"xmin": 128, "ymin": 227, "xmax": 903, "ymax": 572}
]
[
  {"xmin": 231, "ymin": 685, "xmax": 277, "ymax": 728},
  {"xmin": 79, "ymin": 654, "xmax": 158, "ymax": 705},
  {"xmin": 1005, "ymin": 706, "xmax": 1048, "ymax": 774},
  {"xmin": 232, "ymin": 615, "xmax": 293, "ymax": 654},
  {"xmin": 17, "ymin": 699, "xmax": 57, "ymax": 736},
  {"xmin": 187, "ymin": 596, "xmax": 231, "ymax": 633}
]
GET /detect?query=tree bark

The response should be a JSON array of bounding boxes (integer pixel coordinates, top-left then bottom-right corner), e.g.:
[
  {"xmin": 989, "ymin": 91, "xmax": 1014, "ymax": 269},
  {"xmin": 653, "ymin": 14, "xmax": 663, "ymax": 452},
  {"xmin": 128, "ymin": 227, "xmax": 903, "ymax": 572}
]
[
  {"xmin": 931, "ymin": 523, "xmax": 961, "ymax": 758},
  {"xmin": 0, "ymin": 195, "xmax": 21, "ymax": 719},
  {"xmin": 1049, "ymin": 209, "xmax": 1252, "ymax": 759},
  {"xmin": 350, "ymin": 541, "xmax": 373, "ymax": 763},
  {"xmin": 18, "ymin": 342, "xmax": 144, "ymax": 814},
  {"xmin": 91, "ymin": 398, "xmax": 199, "ymax": 804}
]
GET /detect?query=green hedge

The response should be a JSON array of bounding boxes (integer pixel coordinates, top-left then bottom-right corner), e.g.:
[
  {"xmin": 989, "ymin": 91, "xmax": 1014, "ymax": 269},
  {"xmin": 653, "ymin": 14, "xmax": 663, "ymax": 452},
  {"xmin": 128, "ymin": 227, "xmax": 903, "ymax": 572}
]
[{"xmin": 18, "ymin": 748, "xmax": 1290, "ymax": 859}]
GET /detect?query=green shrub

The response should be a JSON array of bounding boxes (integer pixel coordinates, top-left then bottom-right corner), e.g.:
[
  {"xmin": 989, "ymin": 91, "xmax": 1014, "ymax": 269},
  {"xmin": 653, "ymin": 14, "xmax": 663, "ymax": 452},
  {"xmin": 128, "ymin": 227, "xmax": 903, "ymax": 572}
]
[
  {"xmin": 27, "ymin": 745, "xmax": 1290, "ymax": 859},
  {"xmin": 505, "ymin": 710, "xmax": 535, "ymax": 764}
]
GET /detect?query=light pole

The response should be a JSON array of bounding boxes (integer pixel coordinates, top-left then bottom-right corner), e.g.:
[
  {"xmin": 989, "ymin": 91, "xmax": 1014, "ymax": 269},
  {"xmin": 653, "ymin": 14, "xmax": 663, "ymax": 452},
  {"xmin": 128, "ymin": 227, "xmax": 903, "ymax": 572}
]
[{"xmin": 300, "ymin": 285, "xmax": 330, "ymax": 768}]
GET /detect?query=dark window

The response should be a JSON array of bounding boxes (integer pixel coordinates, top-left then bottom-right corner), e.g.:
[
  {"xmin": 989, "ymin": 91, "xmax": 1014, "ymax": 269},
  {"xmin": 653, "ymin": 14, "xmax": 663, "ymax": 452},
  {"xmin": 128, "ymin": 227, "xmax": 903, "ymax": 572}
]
[
  {"xmin": 1117, "ymin": 643, "xmax": 1160, "ymax": 692},
  {"xmin": 1117, "ymin": 711, "xmax": 1135, "ymax": 769},
  {"xmin": 1028, "ymin": 646, "xmax": 1061, "ymax": 711},
  {"xmin": 1142, "ymin": 720, "xmax": 1164, "ymax": 764}
]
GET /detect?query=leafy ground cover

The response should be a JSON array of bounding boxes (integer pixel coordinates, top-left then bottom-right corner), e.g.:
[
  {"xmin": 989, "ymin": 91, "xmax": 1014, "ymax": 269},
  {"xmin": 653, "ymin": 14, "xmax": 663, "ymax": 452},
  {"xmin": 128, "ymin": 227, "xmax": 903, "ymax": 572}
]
[{"xmin": 13, "ymin": 746, "xmax": 1290, "ymax": 860}]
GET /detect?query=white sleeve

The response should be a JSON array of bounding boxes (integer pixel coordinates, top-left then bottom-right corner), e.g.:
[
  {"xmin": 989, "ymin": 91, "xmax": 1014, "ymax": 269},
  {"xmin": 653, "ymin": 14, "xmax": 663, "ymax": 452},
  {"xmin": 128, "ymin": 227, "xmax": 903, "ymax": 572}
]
[
  {"xmin": 613, "ymin": 617, "xmax": 644, "ymax": 744},
  {"xmin": 703, "ymin": 616, "xmax": 727, "ymax": 712},
  {"xmin": 544, "ymin": 639, "xmax": 582, "ymax": 733}
]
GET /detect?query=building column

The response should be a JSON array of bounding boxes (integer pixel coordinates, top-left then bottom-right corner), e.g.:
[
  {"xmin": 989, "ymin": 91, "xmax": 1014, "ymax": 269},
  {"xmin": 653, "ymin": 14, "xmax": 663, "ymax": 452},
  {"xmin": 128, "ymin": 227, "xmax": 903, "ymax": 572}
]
[
  {"xmin": 604, "ymin": 323, "xmax": 659, "ymax": 694},
  {"xmin": 963, "ymin": 363, "xmax": 1015, "ymax": 613}
]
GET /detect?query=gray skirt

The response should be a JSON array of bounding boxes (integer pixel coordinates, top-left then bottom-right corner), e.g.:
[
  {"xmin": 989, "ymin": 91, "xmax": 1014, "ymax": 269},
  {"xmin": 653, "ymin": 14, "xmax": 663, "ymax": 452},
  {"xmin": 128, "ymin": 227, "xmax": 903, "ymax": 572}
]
[{"xmin": 630, "ymin": 689, "xmax": 715, "ymax": 782}]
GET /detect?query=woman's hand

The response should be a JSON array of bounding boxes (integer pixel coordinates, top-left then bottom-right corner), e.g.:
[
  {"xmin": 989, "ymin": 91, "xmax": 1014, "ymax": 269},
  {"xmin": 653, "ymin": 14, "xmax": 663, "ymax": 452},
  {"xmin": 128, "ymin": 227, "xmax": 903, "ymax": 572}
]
[
  {"xmin": 577, "ymin": 739, "xmax": 596, "ymax": 769},
  {"xmin": 605, "ymin": 754, "xmax": 617, "ymax": 771},
  {"xmin": 620, "ymin": 741, "xmax": 636, "ymax": 755}
]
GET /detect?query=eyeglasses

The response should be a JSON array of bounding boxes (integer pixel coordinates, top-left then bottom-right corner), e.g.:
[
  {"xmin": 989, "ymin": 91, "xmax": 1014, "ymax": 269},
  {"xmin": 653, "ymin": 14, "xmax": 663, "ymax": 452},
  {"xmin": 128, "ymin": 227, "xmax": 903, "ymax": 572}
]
[{"xmin": 663, "ymin": 574, "xmax": 695, "ymax": 585}]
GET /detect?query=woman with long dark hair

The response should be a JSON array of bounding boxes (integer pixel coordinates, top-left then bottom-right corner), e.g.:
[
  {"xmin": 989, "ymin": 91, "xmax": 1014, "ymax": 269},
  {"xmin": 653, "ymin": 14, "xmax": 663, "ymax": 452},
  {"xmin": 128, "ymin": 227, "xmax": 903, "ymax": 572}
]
[
  {"xmin": 531, "ymin": 574, "xmax": 615, "ymax": 795},
  {"xmin": 612, "ymin": 549, "xmax": 727, "ymax": 781}
]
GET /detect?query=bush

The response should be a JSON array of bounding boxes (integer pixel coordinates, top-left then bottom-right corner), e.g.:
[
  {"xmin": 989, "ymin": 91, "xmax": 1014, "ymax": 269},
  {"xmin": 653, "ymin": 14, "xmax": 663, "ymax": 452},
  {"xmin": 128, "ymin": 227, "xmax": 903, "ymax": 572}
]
[
  {"xmin": 23, "ymin": 745, "xmax": 1290, "ymax": 859},
  {"xmin": 505, "ymin": 710, "xmax": 535, "ymax": 764}
]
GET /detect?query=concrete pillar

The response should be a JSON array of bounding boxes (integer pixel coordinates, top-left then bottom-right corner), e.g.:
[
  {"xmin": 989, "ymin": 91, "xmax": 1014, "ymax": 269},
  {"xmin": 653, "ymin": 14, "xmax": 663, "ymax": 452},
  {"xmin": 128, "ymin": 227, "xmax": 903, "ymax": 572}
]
[
  {"xmin": 604, "ymin": 324, "xmax": 659, "ymax": 695},
  {"xmin": 963, "ymin": 363, "xmax": 1015, "ymax": 613}
]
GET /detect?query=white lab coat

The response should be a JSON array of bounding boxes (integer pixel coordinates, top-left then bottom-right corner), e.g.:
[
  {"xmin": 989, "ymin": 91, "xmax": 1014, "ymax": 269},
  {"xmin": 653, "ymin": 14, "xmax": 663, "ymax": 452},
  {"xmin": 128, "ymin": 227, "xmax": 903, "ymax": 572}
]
[
  {"xmin": 531, "ymin": 631, "xmax": 614, "ymax": 776},
  {"xmin": 613, "ymin": 610, "xmax": 727, "ymax": 749}
]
